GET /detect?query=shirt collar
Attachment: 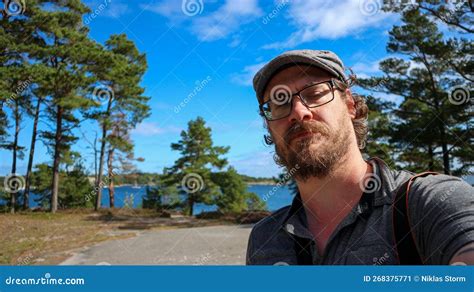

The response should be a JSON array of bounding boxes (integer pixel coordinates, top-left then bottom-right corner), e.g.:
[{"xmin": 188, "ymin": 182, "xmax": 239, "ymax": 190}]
[{"xmin": 278, "ymin": 157, "xmax": 398, "ymax": 237}]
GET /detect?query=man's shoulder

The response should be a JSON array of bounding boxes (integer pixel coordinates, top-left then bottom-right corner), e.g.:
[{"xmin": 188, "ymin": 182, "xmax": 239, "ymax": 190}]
[
  {"xmin": 249, "ymin": 205, "xmax": 291, "ymax": 246},
  {"xmin": 246, "ymin": 205, "xmax": 294, "ymax": 265},
  {"xmin": 409, "ymin": 172, "xmax": 473, "ymax": 199},
  {"xmin": 249, "ymin": 205, "xmax": 291, "ymax": 238}
]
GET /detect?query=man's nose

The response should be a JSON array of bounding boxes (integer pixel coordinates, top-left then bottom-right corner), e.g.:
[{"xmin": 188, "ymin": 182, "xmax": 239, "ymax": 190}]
[{"xmin": 288, "ymin": 95, "xmax": 312, "ymax": 123}]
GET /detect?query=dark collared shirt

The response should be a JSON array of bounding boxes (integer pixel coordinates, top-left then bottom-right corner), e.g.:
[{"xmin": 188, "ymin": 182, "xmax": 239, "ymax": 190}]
[{"xmin": 246, "ymin": 158, "xmax": 474, "ymax": 265}]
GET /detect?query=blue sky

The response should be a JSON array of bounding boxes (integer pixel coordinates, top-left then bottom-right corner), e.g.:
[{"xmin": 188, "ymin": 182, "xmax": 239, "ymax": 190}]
[{"xmin": 1, "ymin": 0, "xmax": 411, "ymax": 177}]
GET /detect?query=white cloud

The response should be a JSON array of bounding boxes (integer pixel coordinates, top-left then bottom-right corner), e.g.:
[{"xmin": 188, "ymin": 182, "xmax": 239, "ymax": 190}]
[
  {"xmin": 351, "ymin": 60, "xmax": 381, "ymax": 75},
  {"xmin": 407, "ymin": 59, "xmax": 425, "ymax": 72},
  {"xmin": 230, "ymin": 150, "xmax": 283, "ymax": 178},
  {"xmin": 85, "ymin": 0, "xmax": 129, "ymax": 18},
  {"xmin": 377, "ymin": 92, "xmax": 403, "ymax": 104},
  {"xmin": 142, "ymin": 0, "xmax": 263, "ymax": 42},
  {"xmin": 231, "ymin": 62, "xmax": 266, "ymax": 86},
  {"xmin": 103, "ymin": 2, "xmax": 128, "ymax": 18},
  {"xmin": 140, "ymin": 0, "xmax": 183, "ymax": 19},
  {"xmin": 191, "ymin": 0, "xmax": 263, "ymax": 41},
  {"xmin": 132, "ymin": 122, "xmax": 182, "ymax": 136},
  {"xmin": 352, "ymin": 58, "xmax": 426, "ymax": 78},
  {"xmin": 264, "ymin": 0, "xmax": 394, "ymax": 49}
]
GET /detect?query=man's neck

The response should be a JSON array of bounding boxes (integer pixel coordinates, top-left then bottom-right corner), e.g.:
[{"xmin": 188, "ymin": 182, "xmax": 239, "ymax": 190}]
[{"xmin": 295, "ymin": 147, "xmax": 372, "ymax": 225}]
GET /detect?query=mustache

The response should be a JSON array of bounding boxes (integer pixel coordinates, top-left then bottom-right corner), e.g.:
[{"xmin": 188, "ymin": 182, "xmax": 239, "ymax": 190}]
[{"xmin": 284, "ymin": 121, "xmax": 329, "ymax": 145}]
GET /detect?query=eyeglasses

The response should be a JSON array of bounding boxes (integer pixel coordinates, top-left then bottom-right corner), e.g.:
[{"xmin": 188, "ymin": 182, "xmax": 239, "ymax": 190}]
[{"xmin": 259, "ymin": 78, "xmax": 345, "ymax": 121}]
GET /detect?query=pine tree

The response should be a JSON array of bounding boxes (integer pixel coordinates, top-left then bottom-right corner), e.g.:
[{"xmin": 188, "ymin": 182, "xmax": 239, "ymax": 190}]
[
  {"xmin": 359, "ymin": 8, "xmax": 472, "ymax": 175},
  {"xmin": 164, "ymin": 117, "xmax": 229, "ymax": 215},
  {"xmin": 27, "ymin": 0, "xmax": 103, "ymax": 212},
  {"xmin": 88, "ymin": 34, "xmax": 150, "ymax": 210},
  {"xmin": 0, "ymin": 2, "xmax": 34, "ymax": 212},
  {"xmin": 211, "ymin": 167, "xmax": 257, "ymax": 213}
]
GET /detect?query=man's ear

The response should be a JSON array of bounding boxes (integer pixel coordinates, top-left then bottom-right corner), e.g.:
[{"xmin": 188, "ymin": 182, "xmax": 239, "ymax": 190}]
[{"xmin": 345, "ymin": 89, "xmax": 356, "ymax": 119}]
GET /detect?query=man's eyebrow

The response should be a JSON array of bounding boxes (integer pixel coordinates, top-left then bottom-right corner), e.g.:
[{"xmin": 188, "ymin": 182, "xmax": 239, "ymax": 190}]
[
  {"xmin": 296, "ymin": 81, "xmax": 320, "ymax": 91},
  {"xmin": 263, "ymin": 80, "xmax": 326, "ymax": 101}
]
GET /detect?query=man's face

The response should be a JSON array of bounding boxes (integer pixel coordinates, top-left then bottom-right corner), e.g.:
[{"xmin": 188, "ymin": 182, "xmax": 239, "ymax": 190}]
[{"xmin": 262, "ymin": 65, "xmax": 356, "ymax": 181}]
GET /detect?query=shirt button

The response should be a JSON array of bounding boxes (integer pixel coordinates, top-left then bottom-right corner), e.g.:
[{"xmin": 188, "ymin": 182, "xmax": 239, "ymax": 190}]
[{"xmin": 286, "ymin": 223, "xmax": 295, "ymax": 234}]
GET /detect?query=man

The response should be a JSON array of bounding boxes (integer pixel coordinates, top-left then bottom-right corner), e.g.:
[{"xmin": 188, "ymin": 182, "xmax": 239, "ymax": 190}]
[{"xmin": 246, "ymin": 49, "xmax": 474, "ymax": 265}]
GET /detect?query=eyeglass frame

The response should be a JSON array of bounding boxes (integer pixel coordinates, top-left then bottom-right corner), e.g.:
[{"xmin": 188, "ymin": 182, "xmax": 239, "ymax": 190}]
[{"xmin": 259, "ymin": 78, "xmax": 348, "ymax": 121}]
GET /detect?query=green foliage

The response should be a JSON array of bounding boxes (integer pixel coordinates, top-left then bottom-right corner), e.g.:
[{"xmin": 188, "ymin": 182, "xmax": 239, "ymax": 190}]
[
  {"xmin": 358, "ymin": 6, "xmax": 472, "ymax": 175},
  {"xmin": 31, "ymin": 163, "xmax": 94, "ymax": 209},
  {"xmin": 245, "ymin": 192, "xmax": 267, "ymax": 212},
  {"xmin": 142, "ymin": 184, "xmax": 181, "ymax": 211},
  {"xmin": 0, "ymin": 1, "xmax": 151, "ymax": 212},
  {"xmin": 88, "ymin": 33, "xmax": 150, "ymax": 210},
  {"xmin": 239, "ymin": 174, "xmax": 274, "ymax": 184},
  {"xmin": 211, "ymin": 167, "xmax": 262, "ymax": 213},
  {"xmin": 163, "ymin": 116, "xmax": 230, "ymax": 215},
  {"xmin": 274, "ymin": 172, "xmax": 298, "ymax": 197},
  {"xmin": 362, "ymin": 95, "xmax": 398, "ymax": 168}
]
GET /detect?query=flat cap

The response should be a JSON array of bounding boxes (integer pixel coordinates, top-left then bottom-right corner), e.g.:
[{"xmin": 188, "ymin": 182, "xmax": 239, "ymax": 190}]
[{"xmin": 253, "ymin": 49, "xmax": 347, "ymax": 103}]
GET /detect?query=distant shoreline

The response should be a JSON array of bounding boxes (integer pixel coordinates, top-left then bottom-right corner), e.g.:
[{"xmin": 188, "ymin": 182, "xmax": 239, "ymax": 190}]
[{"xmin": 101, "ymin": 181, "xmax": 279, "ymax": 188}]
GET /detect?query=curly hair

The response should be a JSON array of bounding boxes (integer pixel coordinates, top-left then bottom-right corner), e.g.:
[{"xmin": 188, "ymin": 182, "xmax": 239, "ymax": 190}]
[{"xmin": 262, "ymin": 90, "xmax": 369, "ymax": 150}]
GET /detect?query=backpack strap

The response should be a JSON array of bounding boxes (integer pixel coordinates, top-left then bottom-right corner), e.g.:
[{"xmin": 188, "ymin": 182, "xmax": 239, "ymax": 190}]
[{"xmin": 392, "ymin": 172, "xmax": 438, "ymax": 265}]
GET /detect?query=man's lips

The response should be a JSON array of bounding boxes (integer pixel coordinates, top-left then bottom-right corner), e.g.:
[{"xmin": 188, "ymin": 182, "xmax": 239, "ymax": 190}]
[{"xmin": 289, "ymin": 131, "xmax": 313, "ymax": 142}]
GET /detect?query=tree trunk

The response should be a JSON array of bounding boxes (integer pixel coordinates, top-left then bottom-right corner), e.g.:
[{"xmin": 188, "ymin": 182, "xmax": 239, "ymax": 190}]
[
  {"xmin": 93, "ymin": 133, "xmax": 98, "ymax": 182},
  {"xmin": 10, "ymin": 100, "xmax": 20, "ymax": 214},
  {"xmin": 107, "ymin": 148, "xmax": 115, "ymax": 208},
  {"xmin": 439, "ymin": 125, "xmax": 451, "ymax": 175},
  {"xmin": 428, "ymin": 144, "xmax": 434, "ymax": 171},
  {"xmin": 23, "ymin": 97, "xmax": 41, "ymax": 209},
  {"xmin": 95, "ymin": 99, "xmax": 112, "ymax": 211},
  {"xmin": 95, "ymin": 122, "xmax": 107, "ymax": 211},
  {"xmin": 51, "ymin": 105, "xmax": 63, "ymax": 213},
  {"xmin": 188, "ymin": 195, "xmax": 194, "ymax": 216}
]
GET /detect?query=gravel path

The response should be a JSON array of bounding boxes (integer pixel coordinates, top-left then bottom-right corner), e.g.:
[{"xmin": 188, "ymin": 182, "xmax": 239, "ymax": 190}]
[{"xmin": 60, "ymin": 225, "xmax": 253, "ymax": 265}]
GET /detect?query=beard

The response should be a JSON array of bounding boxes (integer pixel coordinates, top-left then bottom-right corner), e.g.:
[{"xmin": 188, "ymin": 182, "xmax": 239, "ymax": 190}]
[{"xmin": 272, "ymin": 117, "xmax": 351, "ymax": 181}]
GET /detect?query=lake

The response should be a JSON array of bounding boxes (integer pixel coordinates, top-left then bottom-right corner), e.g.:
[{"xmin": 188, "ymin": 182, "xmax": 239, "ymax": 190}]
[
  {"xmin": 23, "ymin": 184, "xmax": 294, "ymax": 215},
  {"xmin": 16, "ymin": 175, "xmax": 474, "ymax": 214}
]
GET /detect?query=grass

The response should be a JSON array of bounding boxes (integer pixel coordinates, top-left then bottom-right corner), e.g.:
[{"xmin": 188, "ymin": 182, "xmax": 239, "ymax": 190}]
[{"xmin": 0, "ymin": 208, "xmax": 231, "ymax": 265}]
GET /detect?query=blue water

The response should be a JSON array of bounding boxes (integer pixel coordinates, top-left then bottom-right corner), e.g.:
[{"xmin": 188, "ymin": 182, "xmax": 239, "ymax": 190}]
[
  {"xmin": 21, "ymin": 184, "xmax": 294, "ymax": 215},
  {"xmin": 14, "ymin": 175, "xmax": 474, "ymax": 214}
]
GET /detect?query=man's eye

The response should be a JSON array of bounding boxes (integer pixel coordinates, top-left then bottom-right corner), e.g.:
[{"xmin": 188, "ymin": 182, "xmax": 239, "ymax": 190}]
[
  {"xmin": 305, "ymin": 90, "xmax": 330, "ymax": 99},
  {"xmin": 270, "ymin": 103, "xmax": 287, "ymax": 111}
]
